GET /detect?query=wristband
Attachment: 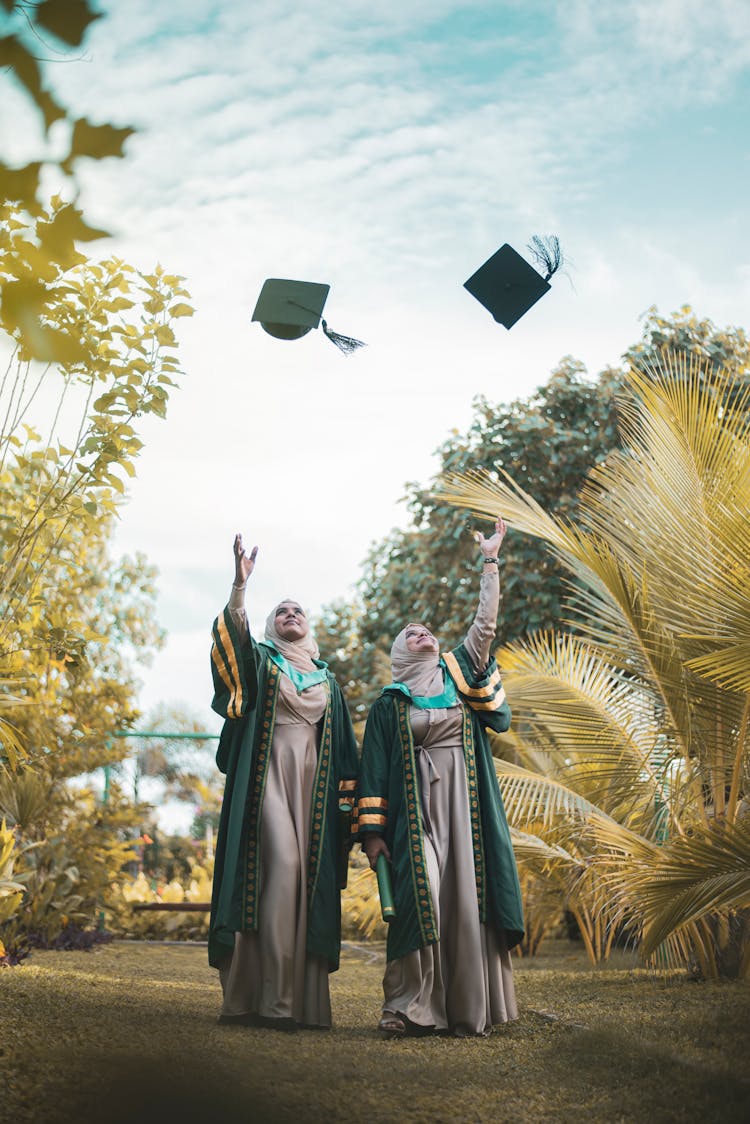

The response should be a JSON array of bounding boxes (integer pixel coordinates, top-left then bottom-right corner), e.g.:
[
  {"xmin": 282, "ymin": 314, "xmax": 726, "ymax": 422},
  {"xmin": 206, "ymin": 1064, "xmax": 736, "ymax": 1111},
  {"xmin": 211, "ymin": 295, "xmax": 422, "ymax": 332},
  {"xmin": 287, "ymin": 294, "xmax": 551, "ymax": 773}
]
[{"xmin": 481, "ymin": 556, "xmax": 499, "ymax": 565}]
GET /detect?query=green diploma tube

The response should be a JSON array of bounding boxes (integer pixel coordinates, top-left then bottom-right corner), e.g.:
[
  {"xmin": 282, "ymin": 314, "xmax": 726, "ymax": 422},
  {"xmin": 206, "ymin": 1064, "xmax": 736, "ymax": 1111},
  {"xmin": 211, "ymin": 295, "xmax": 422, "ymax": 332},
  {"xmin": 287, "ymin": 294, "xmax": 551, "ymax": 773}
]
[
  {"xmin": 338, "ymin": 803, "xmax": 353, "ymax": 889},
  {"xmin": 376, "ymin": 853, "xmax": 396, "ymax": 921}
]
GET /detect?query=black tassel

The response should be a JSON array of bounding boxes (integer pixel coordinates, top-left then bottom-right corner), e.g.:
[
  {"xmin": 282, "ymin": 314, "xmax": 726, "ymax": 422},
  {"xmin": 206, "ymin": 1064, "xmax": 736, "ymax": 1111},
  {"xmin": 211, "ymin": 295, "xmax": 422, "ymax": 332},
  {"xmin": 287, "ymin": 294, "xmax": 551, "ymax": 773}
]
[
  {"xmin": 321, "ymin": 319, "xmax": 367, "ymax": 355},
  {"xmin": 526, "ymin": 235, "xmax": 563, "ymax": 281}
]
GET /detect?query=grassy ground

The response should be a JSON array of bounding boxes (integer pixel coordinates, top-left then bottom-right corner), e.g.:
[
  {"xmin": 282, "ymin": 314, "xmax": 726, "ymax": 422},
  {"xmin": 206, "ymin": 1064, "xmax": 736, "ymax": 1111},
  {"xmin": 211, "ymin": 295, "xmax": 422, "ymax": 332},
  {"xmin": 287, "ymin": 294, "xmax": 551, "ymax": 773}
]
[{"xmin": 1, "ymin": 939, "xmax": 749, "ymax": 1124}]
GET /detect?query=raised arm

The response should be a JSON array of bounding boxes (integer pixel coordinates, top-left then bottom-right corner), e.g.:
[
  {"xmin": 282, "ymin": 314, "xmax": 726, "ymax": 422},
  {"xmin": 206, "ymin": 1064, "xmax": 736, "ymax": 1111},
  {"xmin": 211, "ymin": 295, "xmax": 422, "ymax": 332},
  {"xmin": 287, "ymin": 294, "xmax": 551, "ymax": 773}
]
[
  {"xmin": 227, "ymin": 532, "xmax": 258, "ymax": 635},
  {"xmin": 463, "ymin": 517, "xmax": 506, "ymax": 673},
  {"xmin": 211, "ymin": 534, "xmax": 260, "ymax": 725}
]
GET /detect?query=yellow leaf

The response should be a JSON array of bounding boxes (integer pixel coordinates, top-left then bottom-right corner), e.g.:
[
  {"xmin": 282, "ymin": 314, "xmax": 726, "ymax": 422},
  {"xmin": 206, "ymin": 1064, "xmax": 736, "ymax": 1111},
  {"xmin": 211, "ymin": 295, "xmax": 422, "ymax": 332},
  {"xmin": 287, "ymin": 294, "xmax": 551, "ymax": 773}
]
[{"xmin": 0, "ymin": 160, "xmax": 42, "ymax": 208}]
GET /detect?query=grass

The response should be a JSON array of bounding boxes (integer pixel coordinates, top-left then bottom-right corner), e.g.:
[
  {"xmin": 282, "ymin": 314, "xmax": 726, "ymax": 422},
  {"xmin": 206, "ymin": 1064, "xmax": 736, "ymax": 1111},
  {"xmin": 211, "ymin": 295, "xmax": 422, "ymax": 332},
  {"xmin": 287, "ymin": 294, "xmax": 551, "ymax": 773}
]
[{"xmin": 1, "ymin": 939, "xmax": 749, "ymax": 1123}]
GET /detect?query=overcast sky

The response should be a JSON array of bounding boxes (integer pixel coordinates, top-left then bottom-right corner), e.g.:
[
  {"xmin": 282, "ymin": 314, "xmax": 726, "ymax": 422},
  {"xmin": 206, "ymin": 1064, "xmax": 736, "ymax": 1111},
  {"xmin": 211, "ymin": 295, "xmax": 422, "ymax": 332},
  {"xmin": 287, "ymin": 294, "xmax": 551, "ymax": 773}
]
[{"xmin": 4, "ymin": 0, "xmax": 750, "ymax": 735}]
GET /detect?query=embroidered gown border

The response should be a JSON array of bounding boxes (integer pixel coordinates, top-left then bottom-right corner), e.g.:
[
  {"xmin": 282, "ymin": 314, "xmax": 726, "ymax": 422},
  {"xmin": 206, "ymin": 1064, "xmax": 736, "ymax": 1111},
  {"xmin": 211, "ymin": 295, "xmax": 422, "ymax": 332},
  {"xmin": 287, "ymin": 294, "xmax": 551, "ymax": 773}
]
[
  {"xmin": 242, "ymin": 662, "xmax": 280, "ymax": 928},
  {"xmin": 307, "ymin": 681, "xmax": 333, "ymax": 907},
  {"xmin": 392, "ymin": 694, "xmax": 487, "ymax": 935},
  {"xmin": 242, "ymin": 662, "xmax": 337, "ymax": 931},
  {"xmin": 460, "ymin": 704, "xmax": 487, "ymax": 922},
  {"xmin": 394, "ymin": 696, "xmax": 438, "ymax": 946}
]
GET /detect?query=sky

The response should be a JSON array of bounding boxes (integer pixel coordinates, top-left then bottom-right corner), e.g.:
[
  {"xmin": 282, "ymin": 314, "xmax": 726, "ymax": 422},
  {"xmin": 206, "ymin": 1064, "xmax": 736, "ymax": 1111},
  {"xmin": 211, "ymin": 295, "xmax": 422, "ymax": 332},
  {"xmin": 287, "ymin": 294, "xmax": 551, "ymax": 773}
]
[{"xmin": 3, "ymin": 0, "xmax": 750, "ymax": 757}]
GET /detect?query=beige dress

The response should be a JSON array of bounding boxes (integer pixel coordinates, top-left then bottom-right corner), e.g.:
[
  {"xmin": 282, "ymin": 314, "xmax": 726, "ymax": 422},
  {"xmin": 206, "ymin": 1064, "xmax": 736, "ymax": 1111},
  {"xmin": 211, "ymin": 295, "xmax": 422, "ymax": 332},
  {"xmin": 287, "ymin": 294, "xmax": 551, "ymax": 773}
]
[
  {"xmin": 218, "ymin": 589, "xmax": 331, "ymax": 1027},
  {"xmin": 383, "ymin": 568, "xmax": 518, "ymax": 1036}
]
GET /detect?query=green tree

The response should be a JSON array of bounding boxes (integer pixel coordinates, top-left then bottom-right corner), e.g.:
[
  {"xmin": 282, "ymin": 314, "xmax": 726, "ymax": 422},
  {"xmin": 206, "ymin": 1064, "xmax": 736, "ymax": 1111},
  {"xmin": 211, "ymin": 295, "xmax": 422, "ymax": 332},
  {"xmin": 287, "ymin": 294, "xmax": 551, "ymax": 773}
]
[{"xmin": 627, "ymin": 304, "xmax": 750, "ymax": 379}]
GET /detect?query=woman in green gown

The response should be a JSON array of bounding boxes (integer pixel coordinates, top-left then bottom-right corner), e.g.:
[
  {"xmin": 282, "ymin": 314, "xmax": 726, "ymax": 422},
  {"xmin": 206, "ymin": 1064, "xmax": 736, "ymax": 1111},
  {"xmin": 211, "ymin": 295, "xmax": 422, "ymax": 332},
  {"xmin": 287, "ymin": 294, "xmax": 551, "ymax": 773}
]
[
  {"xmin": 209, "ymin": 534, "xmax": 359, "ymax": 1030},
  {"xmin": 358, "ymin": 518, "xmax": 523, "ymax": 1037}
]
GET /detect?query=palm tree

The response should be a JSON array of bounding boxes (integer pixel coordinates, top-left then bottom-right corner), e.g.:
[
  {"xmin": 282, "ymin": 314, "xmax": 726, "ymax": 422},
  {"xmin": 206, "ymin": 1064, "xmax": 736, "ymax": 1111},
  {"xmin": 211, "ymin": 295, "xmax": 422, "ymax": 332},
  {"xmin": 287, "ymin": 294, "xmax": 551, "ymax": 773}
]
[{"xmin": 436, "ymin": 351, "xmax": 750, "ymax": 978}]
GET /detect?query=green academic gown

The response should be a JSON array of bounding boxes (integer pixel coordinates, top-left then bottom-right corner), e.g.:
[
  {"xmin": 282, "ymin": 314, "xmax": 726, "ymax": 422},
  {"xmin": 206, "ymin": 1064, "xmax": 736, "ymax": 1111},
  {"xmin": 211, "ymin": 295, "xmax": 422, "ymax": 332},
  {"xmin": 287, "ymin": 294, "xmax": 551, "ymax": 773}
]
[
  {"xmin": 357, "ymin": 643, "xmax": 524, "ymax": 962},
  {"xmin": 209, "ymin": 606, "xmax": 359, "ymax": 972}
]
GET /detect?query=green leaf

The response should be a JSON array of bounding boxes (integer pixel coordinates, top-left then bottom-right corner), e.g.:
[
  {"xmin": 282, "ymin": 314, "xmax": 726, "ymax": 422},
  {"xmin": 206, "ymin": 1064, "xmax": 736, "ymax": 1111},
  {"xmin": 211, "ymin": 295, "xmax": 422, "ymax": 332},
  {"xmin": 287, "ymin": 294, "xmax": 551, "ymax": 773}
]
[{"xmin": 169, "ymin": 303, "xmax": 193, "ymax": 318}]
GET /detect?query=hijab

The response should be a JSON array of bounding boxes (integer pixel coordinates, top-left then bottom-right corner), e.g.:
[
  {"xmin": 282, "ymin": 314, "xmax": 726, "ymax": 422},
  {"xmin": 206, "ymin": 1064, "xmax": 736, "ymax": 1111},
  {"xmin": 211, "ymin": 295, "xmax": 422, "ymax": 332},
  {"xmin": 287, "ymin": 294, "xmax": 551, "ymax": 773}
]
[
  {"xmin": 265, "ymin": 602, "xmax": 320, "ymax": 667},
  {"xmin": 263, "ymin": 601, "xmax": 327, "ymax": 724},
  {"xmin": 389, "ymin": 622, "xmax": 458, "ymax": 725}
]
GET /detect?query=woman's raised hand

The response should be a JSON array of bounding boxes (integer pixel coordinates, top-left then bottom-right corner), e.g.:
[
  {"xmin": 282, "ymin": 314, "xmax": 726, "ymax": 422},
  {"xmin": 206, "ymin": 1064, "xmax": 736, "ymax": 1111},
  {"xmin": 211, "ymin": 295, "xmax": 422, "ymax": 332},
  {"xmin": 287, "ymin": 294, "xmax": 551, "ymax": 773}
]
[
  {"xmin": 475, "ymin": 516, "xmax": 507, "ymax": 559},
  {"xmin": 233, "ymin": 533, "xmax": 258, "ymax": 585}
]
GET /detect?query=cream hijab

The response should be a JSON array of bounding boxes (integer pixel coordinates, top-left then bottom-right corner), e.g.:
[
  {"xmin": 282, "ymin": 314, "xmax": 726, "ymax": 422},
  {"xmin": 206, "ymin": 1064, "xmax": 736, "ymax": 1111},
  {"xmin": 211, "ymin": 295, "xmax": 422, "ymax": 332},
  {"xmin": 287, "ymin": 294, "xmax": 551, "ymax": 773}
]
[
  {"xmin": 390, "ymin": 622, "xmax": 458, "ymax": 725},
  {"xmin": 264, "ymin": 601, "xmax": 327, "ymax": 724}
]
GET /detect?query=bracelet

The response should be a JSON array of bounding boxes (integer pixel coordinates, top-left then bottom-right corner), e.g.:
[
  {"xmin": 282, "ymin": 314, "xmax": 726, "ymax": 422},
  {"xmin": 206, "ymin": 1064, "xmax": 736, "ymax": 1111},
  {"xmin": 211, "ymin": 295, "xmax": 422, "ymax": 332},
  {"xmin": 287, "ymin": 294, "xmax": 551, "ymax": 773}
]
[{"xmin": 481, "ymin": 556, "xmax": 499, "ymax": 565}]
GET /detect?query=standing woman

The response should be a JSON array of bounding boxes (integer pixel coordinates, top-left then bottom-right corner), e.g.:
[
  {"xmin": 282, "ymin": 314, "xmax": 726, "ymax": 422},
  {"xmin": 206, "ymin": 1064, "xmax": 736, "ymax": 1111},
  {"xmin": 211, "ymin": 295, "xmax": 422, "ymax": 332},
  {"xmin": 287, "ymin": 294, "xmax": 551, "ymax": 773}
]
[
  {"xmin": 358, "ymin": 518, "xmax": 523, "ymax": 1037},
  {"xmin": 209, "ymin": 534, "xmax": 359, "ymax": 1030}
]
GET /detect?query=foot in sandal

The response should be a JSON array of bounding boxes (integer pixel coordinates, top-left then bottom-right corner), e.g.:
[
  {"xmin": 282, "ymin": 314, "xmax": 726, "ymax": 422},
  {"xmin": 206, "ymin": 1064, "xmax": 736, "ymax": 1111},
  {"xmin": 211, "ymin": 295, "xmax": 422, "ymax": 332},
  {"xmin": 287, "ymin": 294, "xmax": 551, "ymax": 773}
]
[{"xmin": 378, "ymin": 1011, "xmax": 406, "ymax": 1037}]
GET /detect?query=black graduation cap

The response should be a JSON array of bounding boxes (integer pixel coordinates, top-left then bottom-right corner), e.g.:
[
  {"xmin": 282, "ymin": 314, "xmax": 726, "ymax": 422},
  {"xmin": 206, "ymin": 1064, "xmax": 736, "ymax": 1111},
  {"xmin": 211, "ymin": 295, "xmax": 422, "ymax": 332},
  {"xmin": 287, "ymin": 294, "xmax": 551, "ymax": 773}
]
[
  {"xmin": 463, "ymin": 236, "xmax": 563, "ymax": 329},
  {"xmin": 251, "ymin": 278, "xmax": 366, "ymax": 354}
]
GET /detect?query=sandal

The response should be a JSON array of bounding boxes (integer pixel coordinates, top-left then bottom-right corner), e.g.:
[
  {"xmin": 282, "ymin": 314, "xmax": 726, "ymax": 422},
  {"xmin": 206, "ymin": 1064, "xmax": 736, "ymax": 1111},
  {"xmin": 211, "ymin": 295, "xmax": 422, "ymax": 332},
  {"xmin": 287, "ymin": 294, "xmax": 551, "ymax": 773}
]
[{"xmin": 378, "ymin": 1012, "xmax": 406, "ymax": 1038}]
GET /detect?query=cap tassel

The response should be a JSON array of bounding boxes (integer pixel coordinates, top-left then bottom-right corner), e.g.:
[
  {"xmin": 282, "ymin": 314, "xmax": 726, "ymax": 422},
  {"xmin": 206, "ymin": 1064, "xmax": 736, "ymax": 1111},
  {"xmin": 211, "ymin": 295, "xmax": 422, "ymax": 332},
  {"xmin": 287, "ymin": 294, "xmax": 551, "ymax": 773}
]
[
  {"xmin": 321, "ymin": 320, "xmax": 367, "ymax": 355},
  {"xmin": 526, "ymin": 234, "xmax": 563, "ymax": 281}
]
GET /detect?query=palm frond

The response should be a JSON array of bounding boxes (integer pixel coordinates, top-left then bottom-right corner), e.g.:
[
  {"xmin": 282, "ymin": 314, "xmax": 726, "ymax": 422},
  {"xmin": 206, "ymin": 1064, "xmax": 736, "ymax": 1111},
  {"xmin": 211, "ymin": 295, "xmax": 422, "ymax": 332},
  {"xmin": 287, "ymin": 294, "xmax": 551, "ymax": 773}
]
[
  {"xmin": 439, "ymin": 472, "xmax": 699, "ymax": 758},
  {"xmin": 0, "ymin": 676, "xmax": 29, "ymax": 769},
  {"xmin": 498, "ymin": 634, "xmax": 690, "ymax": 830},
  {"xmin": 633, "ymin": 820, "xmax": 750, "ymax": 956},
  {"xmin": 509, "ymin": 826, "xmax": 582, "ymax": 867},
  {"xmin": 0, "ymin": 717, "xmax": 25, "ymax": 770},
  {"xmin": 497, "ymin": 758, "xmax": 612, "ymax": 829},
  {"xmin": 582, "ymin": 356, "xmax": 750, "ymax": 693},
  {"xmin": 685, "ymin": 646, "xmax": 750, "ymax": 694}
]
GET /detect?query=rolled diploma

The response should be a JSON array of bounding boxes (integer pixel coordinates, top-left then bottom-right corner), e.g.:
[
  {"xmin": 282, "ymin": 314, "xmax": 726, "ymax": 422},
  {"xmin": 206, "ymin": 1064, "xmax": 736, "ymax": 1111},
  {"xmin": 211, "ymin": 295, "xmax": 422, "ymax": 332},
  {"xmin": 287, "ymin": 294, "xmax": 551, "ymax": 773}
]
[
  {"xmin": 338, "ymin": 803, "xmax": 353, "ymax": 889},
  {"xmin": 376, "ymin": 852, "xmax": 396, "ymax": 921}
]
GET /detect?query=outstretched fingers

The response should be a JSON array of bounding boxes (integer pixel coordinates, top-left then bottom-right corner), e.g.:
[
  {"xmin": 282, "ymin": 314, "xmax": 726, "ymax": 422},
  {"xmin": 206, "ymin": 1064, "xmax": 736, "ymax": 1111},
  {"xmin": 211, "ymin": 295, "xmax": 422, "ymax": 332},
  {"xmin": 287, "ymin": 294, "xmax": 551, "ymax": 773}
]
[{"xmin": 233, "ymin": 533, "xmax": 259, "ymax": 581}]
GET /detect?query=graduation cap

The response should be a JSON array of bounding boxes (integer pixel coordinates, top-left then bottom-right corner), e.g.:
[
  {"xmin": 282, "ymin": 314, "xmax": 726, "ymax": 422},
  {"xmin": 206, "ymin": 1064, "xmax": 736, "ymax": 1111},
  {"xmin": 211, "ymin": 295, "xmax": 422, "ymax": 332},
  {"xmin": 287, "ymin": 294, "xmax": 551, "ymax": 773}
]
[
  {"xmin": 463, "ymin": 235, "xmax": 563, "ymax": 329},
  {"xmin": 251, "ymin": 278, "xmax": 366, "ymax": 354}
]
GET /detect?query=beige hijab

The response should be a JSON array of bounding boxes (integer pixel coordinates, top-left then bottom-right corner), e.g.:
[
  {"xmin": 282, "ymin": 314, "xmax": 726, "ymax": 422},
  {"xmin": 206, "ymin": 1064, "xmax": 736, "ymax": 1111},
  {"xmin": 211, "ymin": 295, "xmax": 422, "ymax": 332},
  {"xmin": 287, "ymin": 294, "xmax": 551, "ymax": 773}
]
[
  {"xmin": 264, "ymin": 601, "xmax": 327, "ymax": 724},
  {"xmin": 390, "ymin": 622, "xmax": 457, "ymax": 725}
]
